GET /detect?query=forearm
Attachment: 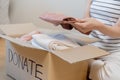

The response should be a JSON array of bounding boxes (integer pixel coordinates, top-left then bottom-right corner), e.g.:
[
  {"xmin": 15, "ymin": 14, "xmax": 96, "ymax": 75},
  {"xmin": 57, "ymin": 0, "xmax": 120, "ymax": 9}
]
[
  {"xmin": 96, "ymin": 25, "xmax": 120, "ymax": 38},
  {"xmin": 84, "ymin": 0, "xmax": 92, "ymax": 18}
]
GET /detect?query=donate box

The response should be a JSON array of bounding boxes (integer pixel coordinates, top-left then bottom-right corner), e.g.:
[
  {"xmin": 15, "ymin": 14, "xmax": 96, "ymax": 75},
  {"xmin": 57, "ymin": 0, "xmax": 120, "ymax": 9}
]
[{"xmin": 0, "ymin": 23, "xmax": 109, "ymax": 80}]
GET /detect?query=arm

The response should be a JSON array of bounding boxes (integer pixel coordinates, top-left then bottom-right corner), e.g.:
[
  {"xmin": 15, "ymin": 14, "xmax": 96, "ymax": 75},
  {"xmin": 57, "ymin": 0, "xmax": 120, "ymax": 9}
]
[
  {"xmin": 96, "ymin": 18, "xmax": 120, "ymax": 38},
  {"xmin": 66, "ymin": 0, "xmax": 120, "ymax": 38},
  {"xmin": 84, "ymin": 0, "xmax": 92, "ymax": 18},
  {"xmin": 71, "ymin": 18, "xmax": 120, "ymax": 38}
]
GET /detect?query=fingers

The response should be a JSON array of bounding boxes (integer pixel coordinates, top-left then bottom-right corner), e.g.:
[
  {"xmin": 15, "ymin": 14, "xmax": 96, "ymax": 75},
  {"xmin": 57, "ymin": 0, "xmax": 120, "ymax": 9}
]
[
  {"xmin": 72, "ymin": 22, "xmax": 92, "ymax": 34},
  {"xmin": 62, "ymin": 18, "xmax": 85, "ymax": 24},
  {"xmin": 75, "ymin": 18, "xmax": 86, "ymax": 23},
  {"xmin": 60, "ymin": 23, "xmax": 73, "ymax": 30},
  {"xmin": 60, "ymin": 18, "xmax": 92, "ymax": 34}
]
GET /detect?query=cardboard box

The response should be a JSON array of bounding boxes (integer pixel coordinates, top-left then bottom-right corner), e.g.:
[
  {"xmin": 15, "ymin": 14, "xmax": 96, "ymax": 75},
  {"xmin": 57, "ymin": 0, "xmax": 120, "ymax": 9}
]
[{"xmin": 0, "ymin": 23, "xmax": 109, "ymax": 80}]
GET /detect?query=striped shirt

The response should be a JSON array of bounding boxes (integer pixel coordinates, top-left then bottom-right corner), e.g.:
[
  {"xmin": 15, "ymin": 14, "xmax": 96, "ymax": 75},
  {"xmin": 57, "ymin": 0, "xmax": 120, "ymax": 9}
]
[{"xmin": 90, "ymin": 0, "xmax": 120, "ymax": 53}]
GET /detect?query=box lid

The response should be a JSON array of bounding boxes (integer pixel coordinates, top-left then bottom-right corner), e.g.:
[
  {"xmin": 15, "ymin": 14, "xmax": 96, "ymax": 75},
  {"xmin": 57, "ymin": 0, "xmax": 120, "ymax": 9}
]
[
  {"xmin": 0, "ymin": 23, "xmax": 38, "ymax": 37},
  {"xmin": 64, "ymin": 32, "xmax": 100, "ymax": 44},
  {"xmin": 53, "ymin": 45, "xmax": 109, "ymax": 63},
  {"xmin": 0, "ymin": 34, "xmax": 37, "ymax": 49}
]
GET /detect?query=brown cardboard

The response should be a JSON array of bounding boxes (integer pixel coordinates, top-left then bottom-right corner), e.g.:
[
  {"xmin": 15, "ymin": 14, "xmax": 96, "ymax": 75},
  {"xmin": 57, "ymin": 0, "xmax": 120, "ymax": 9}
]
[
  {"xmin": 6, "ymin": 41, "xmax": 88, "ymax": 80},
  {"xmin": 65, "ymin": 33, "xmax": 100, "ymax": 44},
  {"xmin": 0, "ymin": 23, "xmax": 38, "ymax": 37},
  {"xmin": 0, "ymin": 23, "xmax": 109, "ymax": 80},
  {"xmin": 53, "ymin": 45, "xmax": 108, "ymax": 63}
]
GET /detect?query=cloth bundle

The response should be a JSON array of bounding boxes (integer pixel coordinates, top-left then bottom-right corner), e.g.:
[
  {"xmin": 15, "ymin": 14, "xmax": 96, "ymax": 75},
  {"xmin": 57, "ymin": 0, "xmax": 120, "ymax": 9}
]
[
  {"xmin": 31, "ymin": 34, "xmax": 79, "ymax": 52},
  {"xmin": 89, "ymin": 51, "xmax": 120, "ymax": 80},
  {"xmin": 40, "ymin": 13, "xmax": 77, "ymax": 30}
]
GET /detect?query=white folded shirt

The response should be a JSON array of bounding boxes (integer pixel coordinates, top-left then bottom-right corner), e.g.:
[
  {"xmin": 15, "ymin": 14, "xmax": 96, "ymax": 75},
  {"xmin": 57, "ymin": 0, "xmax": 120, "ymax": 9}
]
[{"xmin": 31, "ymin": 34, "xmax": 79, "ymax": 52}]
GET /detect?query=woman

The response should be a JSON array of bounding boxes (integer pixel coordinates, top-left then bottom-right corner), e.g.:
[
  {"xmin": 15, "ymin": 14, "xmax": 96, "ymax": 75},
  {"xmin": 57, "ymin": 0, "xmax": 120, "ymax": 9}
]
[{"xmin": 66, "ymin": 0, "xmax": 120, "ymax": 80}]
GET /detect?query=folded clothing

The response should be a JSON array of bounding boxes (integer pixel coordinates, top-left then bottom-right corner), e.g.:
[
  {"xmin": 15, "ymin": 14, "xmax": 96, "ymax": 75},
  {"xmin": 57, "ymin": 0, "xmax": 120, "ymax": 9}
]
[
  {"xmin": 40, "ymin": 13, "xmax": 68, "ymax": 25},
  {"xmin": 89, "ymin": 52, "xmax": 120, "ymax": 80},
  {"xmin": 31, "ymin": 34, "xmax": 79, "ymax": 52},
  {"xmin": 40, "ymin": 13, "xmax": 76, "ymax": 30},
  {"xmin": 19, "ymin": 30, "xmax": 41, "ymax": 41}
]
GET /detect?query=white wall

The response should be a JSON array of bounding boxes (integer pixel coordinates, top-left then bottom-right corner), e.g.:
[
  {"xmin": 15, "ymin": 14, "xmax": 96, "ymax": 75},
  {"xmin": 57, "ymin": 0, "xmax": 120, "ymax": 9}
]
[{"xmin": 9, "ymin": 0, "xmax": 88, "ymax": 29}]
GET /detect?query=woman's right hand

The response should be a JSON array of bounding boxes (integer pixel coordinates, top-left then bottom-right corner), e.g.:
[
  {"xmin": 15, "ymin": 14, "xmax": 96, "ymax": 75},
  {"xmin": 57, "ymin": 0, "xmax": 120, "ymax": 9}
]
[{"xmin": 69, "ymin": 18, "xmax": 104, "ymax": 35}]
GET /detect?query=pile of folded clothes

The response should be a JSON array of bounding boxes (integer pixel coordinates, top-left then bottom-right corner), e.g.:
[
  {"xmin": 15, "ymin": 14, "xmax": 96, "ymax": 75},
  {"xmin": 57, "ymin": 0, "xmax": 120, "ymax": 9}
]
[{"xmin": 18, "ymin": 30, "xmax": 80, "ymax": 52}]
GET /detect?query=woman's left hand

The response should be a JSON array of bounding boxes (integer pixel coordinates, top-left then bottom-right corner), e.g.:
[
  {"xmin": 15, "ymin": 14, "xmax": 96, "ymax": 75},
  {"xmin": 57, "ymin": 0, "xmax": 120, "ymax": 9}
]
[{"xmin": 70, "ymin": 18, "xmax": 104, "ymax": 34}]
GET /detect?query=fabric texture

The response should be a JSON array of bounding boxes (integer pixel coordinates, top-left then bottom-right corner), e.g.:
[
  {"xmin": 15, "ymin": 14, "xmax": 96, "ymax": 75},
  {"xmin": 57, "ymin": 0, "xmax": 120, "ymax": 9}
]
[
  {"xmin": 40, "ymin": 13, "xmax": 75, "ymax": 30},
  {"xmin": 0, "ymin": 0, "xmax": 10, "ymax": 24},
  {"xmin": 89, "ymin": 52, "xmax": 120, "ymax": 80},
  {"xmin": 90, "ymin": 0, "xmax": 120, "ymax": 52},
  {"xmin": 31, "ymin": 34, "xmax": 79, "ymax": 52}
]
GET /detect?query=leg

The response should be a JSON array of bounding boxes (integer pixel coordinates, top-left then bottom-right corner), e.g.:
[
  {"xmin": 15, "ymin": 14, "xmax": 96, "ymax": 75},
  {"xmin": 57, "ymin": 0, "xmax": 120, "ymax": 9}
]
[{"xmin": 89, "ymin": 52, "xmax": 120, "ymax": 80}]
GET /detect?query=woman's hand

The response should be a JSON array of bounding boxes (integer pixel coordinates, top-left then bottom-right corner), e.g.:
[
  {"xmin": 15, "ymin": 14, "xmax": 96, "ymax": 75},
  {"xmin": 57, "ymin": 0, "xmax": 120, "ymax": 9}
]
[{"xmin": 70, "ymin": 18, "xmax": 105, "ymax": 34}]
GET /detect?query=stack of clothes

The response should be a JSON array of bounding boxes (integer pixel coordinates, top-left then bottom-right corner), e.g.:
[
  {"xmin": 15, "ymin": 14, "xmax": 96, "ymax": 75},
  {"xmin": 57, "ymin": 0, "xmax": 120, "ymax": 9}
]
[{"xmin": 19, "ymin": 30, "xmax": 80, "ymax": 52}]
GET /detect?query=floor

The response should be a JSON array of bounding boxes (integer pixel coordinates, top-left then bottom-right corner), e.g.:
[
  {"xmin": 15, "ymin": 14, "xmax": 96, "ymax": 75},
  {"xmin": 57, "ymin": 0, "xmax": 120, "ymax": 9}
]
[{"xmin": 0, "ymin": 38, "xmax": 12, "ymax": 80}]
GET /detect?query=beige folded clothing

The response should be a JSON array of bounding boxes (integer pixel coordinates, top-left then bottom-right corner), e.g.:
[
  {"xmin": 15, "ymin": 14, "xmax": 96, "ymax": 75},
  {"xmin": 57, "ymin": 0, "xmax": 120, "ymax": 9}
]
[
  {"xmin": 89, "ymin": 52, "xmax": 120, "ymax": 80},
  {"xmin": 31, "ymin": 34, "xmax": 79, "ymax": 52}
]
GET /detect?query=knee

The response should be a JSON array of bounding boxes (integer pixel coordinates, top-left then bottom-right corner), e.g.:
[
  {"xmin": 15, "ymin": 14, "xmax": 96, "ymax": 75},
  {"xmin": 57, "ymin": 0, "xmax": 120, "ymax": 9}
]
[{"xmin": 89, "ymin": 59, "xmax": 120, "ymax": 80}]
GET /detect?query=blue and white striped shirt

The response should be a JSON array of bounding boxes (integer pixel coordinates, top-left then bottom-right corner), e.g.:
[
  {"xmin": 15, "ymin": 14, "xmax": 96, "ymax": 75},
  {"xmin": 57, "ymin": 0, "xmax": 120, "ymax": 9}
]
[{"xmin": 90, "ymin": 0, "xmax": 120, "ymax": 53}]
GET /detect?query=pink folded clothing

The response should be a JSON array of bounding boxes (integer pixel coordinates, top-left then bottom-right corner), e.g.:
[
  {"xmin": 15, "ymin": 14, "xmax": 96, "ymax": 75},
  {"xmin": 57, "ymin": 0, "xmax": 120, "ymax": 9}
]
[
  {"xmin": 39, "ymin": 13, "xmax": 76, "ymax": 30},
  {"xmin": 19, "ymin": 30, "xmax": 41, "ymax": 41},
  {"xmin": 40, "ymin": 13, "xmax": 67, "ymax": 24}
]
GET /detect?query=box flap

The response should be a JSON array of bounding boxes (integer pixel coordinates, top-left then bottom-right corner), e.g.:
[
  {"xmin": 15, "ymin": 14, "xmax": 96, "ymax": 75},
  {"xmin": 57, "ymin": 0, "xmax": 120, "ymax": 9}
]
[
  {"xmin": 0, "ymin": 34, "xmax": 49, "ymax": 54},
  {"xmin": 0, "ymin": 34, "xmax": 40, "ymax": 50},
  {"xmin": 0, "ymin": 23, "xmax": 38, "ymax": 37},
  {"xmin": 64, "ymin": 33, "xmax": 100, "ymax": 44},
  {"xmin": 53, "ymin": 45, "xmax": 109, "ymax": 63}
]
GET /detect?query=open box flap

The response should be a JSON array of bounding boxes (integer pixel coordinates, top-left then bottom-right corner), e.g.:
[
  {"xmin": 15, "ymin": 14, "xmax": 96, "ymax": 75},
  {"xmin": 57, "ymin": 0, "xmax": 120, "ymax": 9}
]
[
  {"xmin": 0, "ymin": 34, "xmax": 48, "ymax": 54},
  {"xmin": 0, "ymin": 23, "xmax": 38, "ymax": 37},
  {"xmin": 64, "ymin": 33, "xmax": 100, "ymax": 44},
  {"xmin": 0, "ymin": 34, "xmax": 42, "ymax": 49},
  {"xmin": 53, "ymin": 45, "xmax": 109, "ymax": 64}
]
